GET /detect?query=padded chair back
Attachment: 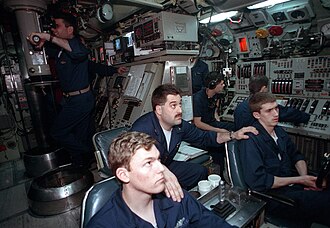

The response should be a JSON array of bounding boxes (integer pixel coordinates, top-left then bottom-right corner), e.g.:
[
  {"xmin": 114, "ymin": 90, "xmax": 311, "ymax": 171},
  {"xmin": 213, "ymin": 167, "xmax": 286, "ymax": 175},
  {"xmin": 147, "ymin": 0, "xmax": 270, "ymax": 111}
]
[
  {"xmin": 93, "ymin": 127, "xmax": 128, "ymax": 177},
  {"xmin": 225, "ymin": 140, "xmax": 247, "ymax": 189},
  {"xmin": 80, "ymin": 177, "xmax": 119, "ymax": 228}
]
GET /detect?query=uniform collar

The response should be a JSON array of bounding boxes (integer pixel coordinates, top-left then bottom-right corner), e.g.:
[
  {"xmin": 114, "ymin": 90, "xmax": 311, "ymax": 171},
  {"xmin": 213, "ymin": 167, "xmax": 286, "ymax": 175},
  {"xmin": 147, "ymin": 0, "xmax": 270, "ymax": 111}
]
[
  {"xmin": 113, "ymin": 188, "xmax": 175, "ymax": 228},
  {"xmin": 253, "ymin": 121, "xmax": 287, "ymax": 151}
]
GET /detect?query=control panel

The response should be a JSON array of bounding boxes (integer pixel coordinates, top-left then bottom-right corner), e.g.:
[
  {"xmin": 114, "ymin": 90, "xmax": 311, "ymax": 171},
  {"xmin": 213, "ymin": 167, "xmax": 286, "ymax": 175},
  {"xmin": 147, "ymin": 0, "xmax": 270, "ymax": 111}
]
[
  {"xmin": 235, "ymin": 56, "xmax": 330, "ymax": 99},
  {"xmin": 222, "ymin": 94, "xmax": 330, "ymax": 140},
  {"xmin": 269, "ymin": 56, "xmax": 330, "ymax": 98},
  {"xmin": 235, "ymin": 31, "xmax": 264, "ymax": 60},
  {"xmin": 278, "ymin": 98, "xmax": 329, "ymax": 139},
  {"xmin": 236, "ymin": 60, "xmax": 268, "ymax": 94}
]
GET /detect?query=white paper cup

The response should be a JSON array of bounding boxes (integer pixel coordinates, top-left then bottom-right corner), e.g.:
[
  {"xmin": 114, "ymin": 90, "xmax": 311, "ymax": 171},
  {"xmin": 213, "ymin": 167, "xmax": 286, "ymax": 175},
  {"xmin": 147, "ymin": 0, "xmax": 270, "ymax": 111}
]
[
  {"xmin": 198, "ymin": 180, "xmax": 212, "ymax": 195},
  {"xmin": 208, "ymin": 174, "xmax": 221, "ymax": 188}
]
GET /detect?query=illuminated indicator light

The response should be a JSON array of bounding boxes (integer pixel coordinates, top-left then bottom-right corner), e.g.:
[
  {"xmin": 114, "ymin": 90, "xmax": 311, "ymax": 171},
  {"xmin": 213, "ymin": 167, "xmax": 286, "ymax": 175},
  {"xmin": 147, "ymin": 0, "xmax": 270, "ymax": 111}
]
[{"xmin": 239, "ymin": 37, "xmax": 249, "ymax": 52}]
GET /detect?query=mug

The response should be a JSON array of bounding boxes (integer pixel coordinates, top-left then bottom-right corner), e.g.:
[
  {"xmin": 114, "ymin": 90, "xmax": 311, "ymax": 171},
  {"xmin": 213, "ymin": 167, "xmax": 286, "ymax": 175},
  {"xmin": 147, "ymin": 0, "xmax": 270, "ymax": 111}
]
[
  {"xmin": 198, "ymin": 180, "xmax": 212, "ymax": 195},
  {"xmin": 208, "ymin": 174, "xmax": 221, "ymax": 188}
]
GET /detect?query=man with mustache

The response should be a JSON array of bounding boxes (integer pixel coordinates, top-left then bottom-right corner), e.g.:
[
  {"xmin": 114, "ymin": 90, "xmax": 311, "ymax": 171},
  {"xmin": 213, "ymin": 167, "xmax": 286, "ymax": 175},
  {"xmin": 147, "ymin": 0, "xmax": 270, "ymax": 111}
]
[
  {"xmin": 130, "ymin": 84, "xmax": 258, "ymax": 201},
  {"xmin": 239, "ymin": 92, "xmax": 330, "ymax": 226},
  {"xmin": 87, "ymin": 131, "xmax": 235, "ymax": 227}
]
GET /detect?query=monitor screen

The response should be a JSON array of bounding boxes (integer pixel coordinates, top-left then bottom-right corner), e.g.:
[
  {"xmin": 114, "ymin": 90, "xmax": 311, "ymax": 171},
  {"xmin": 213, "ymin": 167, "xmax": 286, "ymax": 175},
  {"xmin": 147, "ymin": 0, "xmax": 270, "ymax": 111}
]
[
  {"xmin": 114, "ymin": 38, "xmax": 122, "ymax": 51},
  {"xmin": 124, "ymin": 31, "xmax": 134, "ymax": 47}
]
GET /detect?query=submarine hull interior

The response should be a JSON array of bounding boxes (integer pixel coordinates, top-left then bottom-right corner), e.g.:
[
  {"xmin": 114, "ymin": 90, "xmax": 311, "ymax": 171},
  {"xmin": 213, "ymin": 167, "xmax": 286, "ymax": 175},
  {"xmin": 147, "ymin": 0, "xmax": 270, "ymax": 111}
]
[{"xmin": 0, "ymin": 0, "xmax": 330, "ymax": 227}]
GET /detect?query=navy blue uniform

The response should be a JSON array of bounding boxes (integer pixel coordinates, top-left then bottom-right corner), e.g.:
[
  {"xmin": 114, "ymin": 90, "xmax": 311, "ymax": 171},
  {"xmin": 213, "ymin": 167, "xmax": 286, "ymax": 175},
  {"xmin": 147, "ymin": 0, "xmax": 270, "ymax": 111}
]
[
  {"xmin": 191, "ymin": 59, "xmax": 209, "ymax": 94},
  {"xmin": 239, "ymin": 121, "xmax": 330, "ymax": 226},
  {"xmin": 130, "ymin": 112, "xmax": 219, "ymax": 189},
  {"xmin": 49, "ymin": 37, "xmax": 95, "ymax": 166},
  {"xmin": 234, "ymin": 98, "xmax": 310, "ymax": 130},
  {"xmin": 88, "ymin": 60, "xmax": 118, "ymax": 83},
  {"xmin": 193, "ymin": 88, "xmax": 234, "ymax": 131},
  {"xmin": 87, "ymin": 188, "xmax": 235, "ymax": 228},
  {"xmin": 193, "ymin": 88, "xmax": 234, "ymax": 178}
]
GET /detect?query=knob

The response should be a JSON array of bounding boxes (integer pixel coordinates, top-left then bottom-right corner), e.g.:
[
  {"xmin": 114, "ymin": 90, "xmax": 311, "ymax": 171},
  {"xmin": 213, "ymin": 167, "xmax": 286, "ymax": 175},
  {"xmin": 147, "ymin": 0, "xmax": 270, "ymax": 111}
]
[{"xmin": 32, "ymin": 35, "xmax": 40, "ymax": 44}]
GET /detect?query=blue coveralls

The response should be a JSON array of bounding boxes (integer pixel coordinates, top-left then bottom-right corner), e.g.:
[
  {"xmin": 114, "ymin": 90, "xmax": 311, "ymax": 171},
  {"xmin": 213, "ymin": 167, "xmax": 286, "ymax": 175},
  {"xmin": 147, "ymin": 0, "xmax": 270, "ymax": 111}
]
[
  {"xmin": 87, "ymin": 188, "xmax": 235, "ymax": 228},
  {"xmin": 50, "ymin": 37, "xmax": 95, "ymax": 166},
  {"xmin": 193, "ymin": 88, "xmax": 235, "ymax": 131},
  {"xmin": 88, "ymin": 60, "xmax": 118, "ymax": 83},
  {"xmin": 239, "ymin": 121, "xmax": 330, "ymax": 226},
  {"xmin": 193, "ymin": 88, "xmax": 234, "ymax": 177},
  {"xmin": 191, "ymin": 59, "xmax": 209, "ymax": 94},
  {"xmin": 130, "ymin": 112, "xmax": 220, "ymax": 190},
  {"xmin": 233, "ymin": 97, "xmax": 310, "ymax": 130}
]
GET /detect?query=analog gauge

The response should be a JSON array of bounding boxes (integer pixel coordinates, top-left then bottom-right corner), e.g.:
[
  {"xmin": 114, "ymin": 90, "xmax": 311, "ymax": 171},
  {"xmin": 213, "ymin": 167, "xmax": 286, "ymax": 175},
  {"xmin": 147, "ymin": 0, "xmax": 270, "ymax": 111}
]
[
  {"xmin": 205, "ymin": 47, "xmax": 214, "ymax": 57},
  {"xmin": 320, "ymin": 0, "xmax": 330, "ymax": 8},
  {"xmin": 97, "ymin": 3, "xmax": 113, "ymax": 23},
  {"xmin": 290, "ymin": 10, "xmax": 306, "ymax": 20},
  {"xmin": 321, "ymin": 23, "xmax": 330, "ymax": 37}
]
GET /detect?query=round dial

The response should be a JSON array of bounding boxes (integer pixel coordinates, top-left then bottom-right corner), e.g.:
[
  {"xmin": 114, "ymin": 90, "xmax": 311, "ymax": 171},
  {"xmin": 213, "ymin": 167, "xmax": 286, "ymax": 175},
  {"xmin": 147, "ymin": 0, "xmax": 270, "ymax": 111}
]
[
  {"xmin": 97, "ymin": 3, "xmax": 113, "ymax": 23},
  {"xmin": 321, "ymin": 23, "xmax": 330, "ymax": 38},
  {"xmin": 101, "ymin": 4, "xmax": 113, "ymax": 21}
]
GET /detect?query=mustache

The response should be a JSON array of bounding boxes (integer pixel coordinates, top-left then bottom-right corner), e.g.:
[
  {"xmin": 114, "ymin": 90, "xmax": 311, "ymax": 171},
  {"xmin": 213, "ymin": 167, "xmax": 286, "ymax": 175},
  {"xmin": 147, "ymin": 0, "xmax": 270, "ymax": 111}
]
[{"xmin": 175, "ymin": 114, "xmax": 182, "ymax": 118}]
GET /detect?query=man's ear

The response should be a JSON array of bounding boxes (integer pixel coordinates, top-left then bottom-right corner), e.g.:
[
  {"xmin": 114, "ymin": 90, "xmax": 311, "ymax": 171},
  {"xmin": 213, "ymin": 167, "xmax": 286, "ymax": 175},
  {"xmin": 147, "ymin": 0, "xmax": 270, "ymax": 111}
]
[
  {"xmin": 67, "ymin": 26, "xmax": 74, "ymax": 35},
  {"xmin": 116, "ymin": 167, "xmax": 130, "ymax": 183},
  {"xmin": 155, "ymin": 105, "xmax": 162, "ymax": 115},
  {"xmin": 252, "ymin": 111, "xmax": 260, "ymax": 119},
  {"xmin": 260, "ymin": 86, "xmax": 267, "ymax": 92}
]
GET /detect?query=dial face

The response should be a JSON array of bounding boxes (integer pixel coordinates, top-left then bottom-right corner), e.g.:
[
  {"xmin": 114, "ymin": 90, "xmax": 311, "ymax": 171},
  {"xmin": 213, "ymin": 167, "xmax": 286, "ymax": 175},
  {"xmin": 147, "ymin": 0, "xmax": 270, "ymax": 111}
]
[
  {"xmin": 102, "ymin": 4, "xmax": 113, "ymax": 21},
  {"xmin": 321, "ymin": 23, "xmax": 330, "ymax": 36}
]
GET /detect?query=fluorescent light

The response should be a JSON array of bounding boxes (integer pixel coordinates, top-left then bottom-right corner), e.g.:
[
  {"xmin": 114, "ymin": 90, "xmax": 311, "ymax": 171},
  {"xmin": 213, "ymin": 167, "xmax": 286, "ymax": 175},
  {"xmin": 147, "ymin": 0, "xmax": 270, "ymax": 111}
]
[
  {"xmin": 200, "ymin": 11, "xmax": 238, "ymax": 24},
  {"xmin": 247, "ymin": 0, "xmax": 291, "ymax": 9}
]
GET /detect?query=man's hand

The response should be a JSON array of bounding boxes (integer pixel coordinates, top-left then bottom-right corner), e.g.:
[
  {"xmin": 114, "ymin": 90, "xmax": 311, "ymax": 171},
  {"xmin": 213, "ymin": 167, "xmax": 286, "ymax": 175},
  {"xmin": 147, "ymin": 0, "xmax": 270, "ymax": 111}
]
[
  {"xmin": 299, "ymin": 175, "xmax": 317, "ymax": 188},
  {"xmin": 163, "ymin": 165, "xmax": 184, "ymax": 202},
  {"xmin": 27, "ymin": 32, "xmax": 49, "ymax": 49},
  {"xmin": 117, "ymin": 67, "xmax": 127, "ymax": 75},
  {"xmin": 233, "ymin": 126, "xmax": 258, "ymax": 140}
]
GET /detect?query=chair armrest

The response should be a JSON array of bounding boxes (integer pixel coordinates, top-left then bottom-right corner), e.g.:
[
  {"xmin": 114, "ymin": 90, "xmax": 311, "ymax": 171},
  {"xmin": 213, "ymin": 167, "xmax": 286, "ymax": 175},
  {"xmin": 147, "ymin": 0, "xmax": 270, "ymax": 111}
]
[{"xmin": 249, "ymin": 190, "xmax": 297, "ymax": 207}]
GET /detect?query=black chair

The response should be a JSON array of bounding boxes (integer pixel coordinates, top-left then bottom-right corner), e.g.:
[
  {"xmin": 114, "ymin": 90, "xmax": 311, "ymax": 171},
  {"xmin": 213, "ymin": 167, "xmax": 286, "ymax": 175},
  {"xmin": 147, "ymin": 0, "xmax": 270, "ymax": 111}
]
[
  {"xmin": 224, "ymin": 140, "xmax": 300, "ymax": 227},
  {"xmin": 80, "ymin": 176, "xmax": 119, "ymax": 228},
  {"xmin": 92, "ymin": 127, "xmax": 128, "ymax": 178}
]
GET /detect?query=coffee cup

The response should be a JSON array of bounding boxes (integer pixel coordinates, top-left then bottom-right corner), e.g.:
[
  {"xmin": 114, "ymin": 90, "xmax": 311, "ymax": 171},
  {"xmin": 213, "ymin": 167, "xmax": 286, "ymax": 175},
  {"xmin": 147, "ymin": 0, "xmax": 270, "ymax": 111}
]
[
  {"xmin": 198, "ymin": 180, "xmax": 212, "ymax": 195},
  {"xmin": 208, "ymin": 174, "xmax": 221, "ymax": 188}
]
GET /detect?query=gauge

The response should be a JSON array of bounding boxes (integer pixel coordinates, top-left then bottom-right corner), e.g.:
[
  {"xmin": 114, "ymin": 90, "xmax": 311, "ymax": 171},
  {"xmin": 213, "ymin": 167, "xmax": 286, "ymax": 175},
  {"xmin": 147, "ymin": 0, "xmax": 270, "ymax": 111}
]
[
  {"xmin": 321, "ymin": 23, "xmax": 330, "ymax": 37},
  {"xmin": 97, "ymin": 3, "xmax": 113, "ymax": 23},
  {"xmin": 320, "ymin": 0, "xmax": 330, "ymax": 8},
  {"xmin": 290, "ymin": 10, "xmax": 306, "ymax": 20}
]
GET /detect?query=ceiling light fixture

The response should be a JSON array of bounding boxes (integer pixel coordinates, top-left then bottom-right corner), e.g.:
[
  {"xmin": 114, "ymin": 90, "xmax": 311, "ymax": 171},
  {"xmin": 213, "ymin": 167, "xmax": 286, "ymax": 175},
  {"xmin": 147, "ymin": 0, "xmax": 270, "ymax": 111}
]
[
  {"xmin": 199, "ymin": 11, "xmax": 238, "ymax": 24},
  {"xmin": 247, "ymin": 0, "xmax": 291, "ymax": 10}
]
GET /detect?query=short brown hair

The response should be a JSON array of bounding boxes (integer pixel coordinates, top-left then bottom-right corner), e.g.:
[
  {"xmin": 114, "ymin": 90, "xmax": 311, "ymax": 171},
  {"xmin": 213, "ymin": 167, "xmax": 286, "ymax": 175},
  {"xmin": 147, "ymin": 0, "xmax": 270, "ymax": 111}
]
[
  {"xmin": 151, "ymin": 84, "xmax": 181, "ymax": 111},
  {"xmin": 249, "ymin": 92, "xmax": 276, "ymax": 113},
  {"xmin": 108, "ymin": 131, "xmax": 156, "ymax": 175},
  {"xmin": 249, "ymin": 75, "xmax": 269, "ymax": 95}
]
